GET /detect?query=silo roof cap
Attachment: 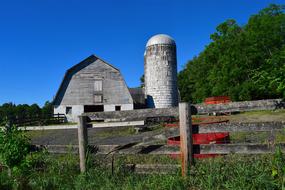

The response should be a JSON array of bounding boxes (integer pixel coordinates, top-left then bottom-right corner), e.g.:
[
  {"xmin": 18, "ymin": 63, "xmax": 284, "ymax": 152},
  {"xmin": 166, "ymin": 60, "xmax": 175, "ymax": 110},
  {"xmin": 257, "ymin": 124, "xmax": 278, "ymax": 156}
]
[{"xmin": 146, "ymin": 34, "xmax": 176, "ymax": 47}]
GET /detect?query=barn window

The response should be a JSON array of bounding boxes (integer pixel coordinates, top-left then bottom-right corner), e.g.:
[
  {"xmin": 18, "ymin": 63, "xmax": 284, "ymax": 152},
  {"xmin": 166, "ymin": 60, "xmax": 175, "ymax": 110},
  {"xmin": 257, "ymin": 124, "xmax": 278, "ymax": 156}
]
[
  {"xmin": 115, "ymin": 106, "xmax": 121, "ymax": 111},
  {"xmin": 66, "ymin": 107, "xmax": 72, "ymax": 114},
  {"xmin": 94, "ymin": 80, "xmax": 103, "ymax": 91},
  {"xmin": 94, "ymin": 95, "xmax": 103, "ymax": 103}
]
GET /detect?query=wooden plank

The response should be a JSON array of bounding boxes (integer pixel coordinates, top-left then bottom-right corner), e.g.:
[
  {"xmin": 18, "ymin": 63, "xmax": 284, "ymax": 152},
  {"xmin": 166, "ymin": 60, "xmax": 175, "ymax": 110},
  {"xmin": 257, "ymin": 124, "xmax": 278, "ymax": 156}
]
[
  {"xmin": 41, "ymin": 144, "xmax": 119, "ymax": 154},
  {"xmin": 84, "ymin": 99, "xmax": 284, "ymax": 121},
  {"xmin": 161, "ymin": 122, "xmax": 285, "ymax": 139},
  {"xmin": 179, "ymin": 103, "xmax": 194, "ymax": 176},
  {"xmin": 199, "ymin": 143, "xmax": 284, "ymax": 154},
  {"xmin": 123, "ymin": 164, "xmax": 180, "ymax": 174},
  {"xmin": 91, "ymin": 120, "xmax": 144, "ymax": 128},
  {"xmin": 35, "ymin": 143, "xmax": 285, "ymax": 155},
  {"xmin": 78, "ymin": 116, "xmax": 88, "ymax": 173},
  {"xmin": 10, "ymin": 120, "xmax": 145, "ymax": 131},
  {"xmin": 198, "ymin": 122, "xmax": 285, "ymax": 133},
  {"xmin": 84, "ymin": 107, "xmax": 179, "ymax": 121},
  {"xmin": 196, "ymin": 99, "xmax": 284, "ymax": 114},
  {"xmin": 116, "ymin": 145, "xmax": 178, "ymax": 155},
  {"xmin": 34, "ymin": 144, "xmax": 179, "ymax": 155},
  {"xmin": 112, "ymin": 143, "xmax": 285, "ymax": 155},
  {"xmin": 18, "ymin": 125, "xmax": 78, "ymax": 130}
]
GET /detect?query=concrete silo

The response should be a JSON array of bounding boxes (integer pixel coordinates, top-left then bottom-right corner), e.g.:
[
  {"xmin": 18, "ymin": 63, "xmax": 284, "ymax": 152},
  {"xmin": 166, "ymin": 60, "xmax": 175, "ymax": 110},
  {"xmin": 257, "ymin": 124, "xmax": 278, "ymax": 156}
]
[{"xmin": 144, "ymin": 34, "xmax": 179, "ymax": 108}]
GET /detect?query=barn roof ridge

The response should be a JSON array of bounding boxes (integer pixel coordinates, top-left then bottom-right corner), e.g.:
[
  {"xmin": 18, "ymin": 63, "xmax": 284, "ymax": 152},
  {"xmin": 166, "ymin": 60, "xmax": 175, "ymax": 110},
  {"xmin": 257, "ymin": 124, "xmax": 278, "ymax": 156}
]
[{"xmin": 67, "ymin": 54, "xmax": 119, "ymax": 73}]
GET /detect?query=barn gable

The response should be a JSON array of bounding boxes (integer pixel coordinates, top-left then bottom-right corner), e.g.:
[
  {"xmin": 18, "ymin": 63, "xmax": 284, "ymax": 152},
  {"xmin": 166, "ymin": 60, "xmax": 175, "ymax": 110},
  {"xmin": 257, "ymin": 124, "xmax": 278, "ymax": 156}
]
[{"xmin": 53, "ymin": 54, "xmax": 133, "ymax": 107}]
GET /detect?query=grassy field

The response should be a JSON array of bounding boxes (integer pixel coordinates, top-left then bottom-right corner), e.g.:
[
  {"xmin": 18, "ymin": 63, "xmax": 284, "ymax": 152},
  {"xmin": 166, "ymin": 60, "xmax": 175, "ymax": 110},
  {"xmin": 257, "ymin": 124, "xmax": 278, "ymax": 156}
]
[
  {"xmin": 230, "ymin": 130, "xmax": 285, "ymax": 144},
  {"xmin": 1, "ymin": 151, "xmax": 285, "ymax": 190},
  {"xmin": 229, "ymin": 109, "xmax": 285, "ymax": 123}
]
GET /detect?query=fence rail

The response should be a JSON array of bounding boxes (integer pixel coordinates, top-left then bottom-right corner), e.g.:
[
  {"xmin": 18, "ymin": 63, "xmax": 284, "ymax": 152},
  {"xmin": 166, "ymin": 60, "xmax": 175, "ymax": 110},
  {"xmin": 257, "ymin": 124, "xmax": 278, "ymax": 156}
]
[
  {"xmin": 84, "ymin": 99, "xmax": 284, "ymax": 121},
  {"xmin": 14, "ymin": 114, "xmax": 66, "ymax": 126},
  {"xmin": 162, "ymin": 122, "xmax": 285, "ymax": 139},
  {"xmin": 34, "ymin": 143, "xmax": 285, "ymax": 155}
]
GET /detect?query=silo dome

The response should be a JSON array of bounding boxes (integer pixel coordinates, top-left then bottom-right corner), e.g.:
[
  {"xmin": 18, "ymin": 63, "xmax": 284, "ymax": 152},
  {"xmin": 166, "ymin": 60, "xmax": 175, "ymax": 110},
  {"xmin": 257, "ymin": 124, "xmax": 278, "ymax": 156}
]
[
  {"xmin": 146, "ymin": 34, "xmax": 176, "ymax": 47},
  {"xmin": 144, "ymin": 34, "xmax": 179, "ymax": 108}
]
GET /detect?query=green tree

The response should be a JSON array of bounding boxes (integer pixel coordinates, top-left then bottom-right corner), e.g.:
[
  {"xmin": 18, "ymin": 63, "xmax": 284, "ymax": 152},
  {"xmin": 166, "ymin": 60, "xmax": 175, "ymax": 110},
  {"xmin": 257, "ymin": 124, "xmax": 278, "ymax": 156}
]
[
  {"xmin": 140, "ymin": 74, "xmax": 145, "ymax": 88},
  {"xmin": 41, "ymin": 101, "xmax": 53, "ymax": 116},
  {"xmin": 0, "ymin": 101, "xmax": 54, "ymax": 126},
  {"xmin": 178, "ymin": 4, "xmax": 285, "ymax": 103},
  {"xmin": 28, "ymin": 104, "xmax": 42, "ymax": 118}
]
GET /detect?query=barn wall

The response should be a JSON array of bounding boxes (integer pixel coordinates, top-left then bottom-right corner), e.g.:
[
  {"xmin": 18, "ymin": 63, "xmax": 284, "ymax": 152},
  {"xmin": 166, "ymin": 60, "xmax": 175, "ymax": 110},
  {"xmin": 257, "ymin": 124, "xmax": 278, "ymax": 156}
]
[
  {"xmin": 54, "ymin": 103, "xmax": 134, "ymax": 122},
  {"xmin": 56, "ymin": 58, "xmax": 133, "ymax": 106},
  {"xmin": 54, "ymin": 105, "xmax": 84, "ymax": 122},
  {"xmin": 104, "ymin": 104, "xmax": 134, "ymax": 112},
  {"xmin": 121, "ymin": 104, "xmax": 134, "ymax": 110},
  {"xmin": 53, "ymin": 57, "xmax": 134, "ymax": 122},
  {"xmin": 104, "ymin": 105, "xmax": 114, "ymax": 112}
]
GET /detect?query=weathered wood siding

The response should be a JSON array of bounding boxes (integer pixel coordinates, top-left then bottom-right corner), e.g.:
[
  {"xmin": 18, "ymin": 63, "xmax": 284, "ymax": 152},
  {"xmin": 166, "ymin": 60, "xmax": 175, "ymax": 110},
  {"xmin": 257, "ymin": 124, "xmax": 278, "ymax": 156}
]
[{"xmin": 54, "ymin": 57, "xmax": 133, "ymax": 106}]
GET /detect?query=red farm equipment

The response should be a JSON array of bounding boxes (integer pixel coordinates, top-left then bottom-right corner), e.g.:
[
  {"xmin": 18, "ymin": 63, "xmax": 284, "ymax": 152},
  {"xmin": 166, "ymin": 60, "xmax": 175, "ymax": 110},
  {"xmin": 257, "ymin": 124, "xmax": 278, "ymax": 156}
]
[
  {"xmin": 163, "ymin": 97, "xmax": 232, "ymax": 159},
  {"xmin": 164, "ymin": 116, "xmax": 230, "ymax": 159},
  {"xmin": 204, "ymin": 96, "xmax": 231, "ymax": 105}
]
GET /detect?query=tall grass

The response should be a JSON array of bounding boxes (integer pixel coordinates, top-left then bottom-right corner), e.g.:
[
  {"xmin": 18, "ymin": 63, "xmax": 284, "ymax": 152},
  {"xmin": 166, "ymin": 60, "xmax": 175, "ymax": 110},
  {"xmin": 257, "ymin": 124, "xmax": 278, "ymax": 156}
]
[
  {"xmin": 1, "ymin": 150, "xmax": 285, "ymax": 190},
  {"xmin": 189, "ymin": 155, "xmax": 278, "ymax": 189}
]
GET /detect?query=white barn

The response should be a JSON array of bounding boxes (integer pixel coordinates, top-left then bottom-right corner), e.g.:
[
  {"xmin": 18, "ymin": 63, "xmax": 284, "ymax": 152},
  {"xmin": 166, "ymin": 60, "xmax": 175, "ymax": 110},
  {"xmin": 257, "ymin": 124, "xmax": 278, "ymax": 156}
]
[{"xmin": 53, "ymin": 55, "xmax": 134, "ymax": 122}]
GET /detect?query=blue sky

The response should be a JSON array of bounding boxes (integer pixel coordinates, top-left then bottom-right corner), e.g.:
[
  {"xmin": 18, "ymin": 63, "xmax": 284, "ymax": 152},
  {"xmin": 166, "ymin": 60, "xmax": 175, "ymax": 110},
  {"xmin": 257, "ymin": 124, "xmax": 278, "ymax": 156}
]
[{"xmin": 0, "ymin": 0, "xmax": 283, "ymax": 106}]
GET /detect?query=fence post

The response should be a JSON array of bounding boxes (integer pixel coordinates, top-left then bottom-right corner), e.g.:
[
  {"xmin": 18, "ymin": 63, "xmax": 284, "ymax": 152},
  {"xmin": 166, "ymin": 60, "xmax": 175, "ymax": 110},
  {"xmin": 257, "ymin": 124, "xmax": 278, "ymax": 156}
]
[
  {"xmin": 179, "ymin": 102, "xmax": 194, "ymax": 176},
  {"xmin": 78, "ymin": 115, "xmax": 88, "ymax": 173}
]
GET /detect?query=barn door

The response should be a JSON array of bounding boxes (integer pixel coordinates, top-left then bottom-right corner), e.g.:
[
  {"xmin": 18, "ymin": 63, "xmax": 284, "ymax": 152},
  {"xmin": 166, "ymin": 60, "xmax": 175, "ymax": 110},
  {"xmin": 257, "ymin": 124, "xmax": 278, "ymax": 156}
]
[
  {"xmin": 94, "ymin": 80, "xmax": 103, "ymax": 92},
  {"xmin": 94, "ymin": 80, "xmax": 103, "ymax": 103}
]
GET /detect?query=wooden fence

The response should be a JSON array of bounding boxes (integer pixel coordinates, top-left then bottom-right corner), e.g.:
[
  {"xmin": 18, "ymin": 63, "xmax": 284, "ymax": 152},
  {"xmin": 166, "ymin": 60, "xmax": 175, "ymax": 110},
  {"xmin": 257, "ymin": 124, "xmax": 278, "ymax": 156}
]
[
  {"xmin": 14, "ymin": 113, "xmax": 66, "ymax": 126},
  {"xmin": 74, "ymin": 102, "xmax": 285, "ymax": 176},
  {"xmin": 84, "ymin": 99, "xmax": 284, "ymax": 121}
]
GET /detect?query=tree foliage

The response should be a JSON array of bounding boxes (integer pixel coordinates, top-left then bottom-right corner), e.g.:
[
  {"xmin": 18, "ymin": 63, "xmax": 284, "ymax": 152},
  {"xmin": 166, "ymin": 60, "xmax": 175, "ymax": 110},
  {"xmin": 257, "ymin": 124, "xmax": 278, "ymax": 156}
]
[
  {"xmin": 0, "ymin": 101, "xmax": 53, "ymax": 126},
  {"xmin": 140, "ymin": 74, "xmax": 145, "ymax": 88},
  {"xmin": 178, "ymin": 4, "xmax": 285, "ymax": 103}
]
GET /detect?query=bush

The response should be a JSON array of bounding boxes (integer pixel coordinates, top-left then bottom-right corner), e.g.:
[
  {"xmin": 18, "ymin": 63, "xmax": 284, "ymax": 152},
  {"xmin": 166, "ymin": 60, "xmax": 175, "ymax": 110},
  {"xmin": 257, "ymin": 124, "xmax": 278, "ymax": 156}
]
[{"xmin": 0, "ymin": 124, "xmax": 30, "ymax": 176}]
